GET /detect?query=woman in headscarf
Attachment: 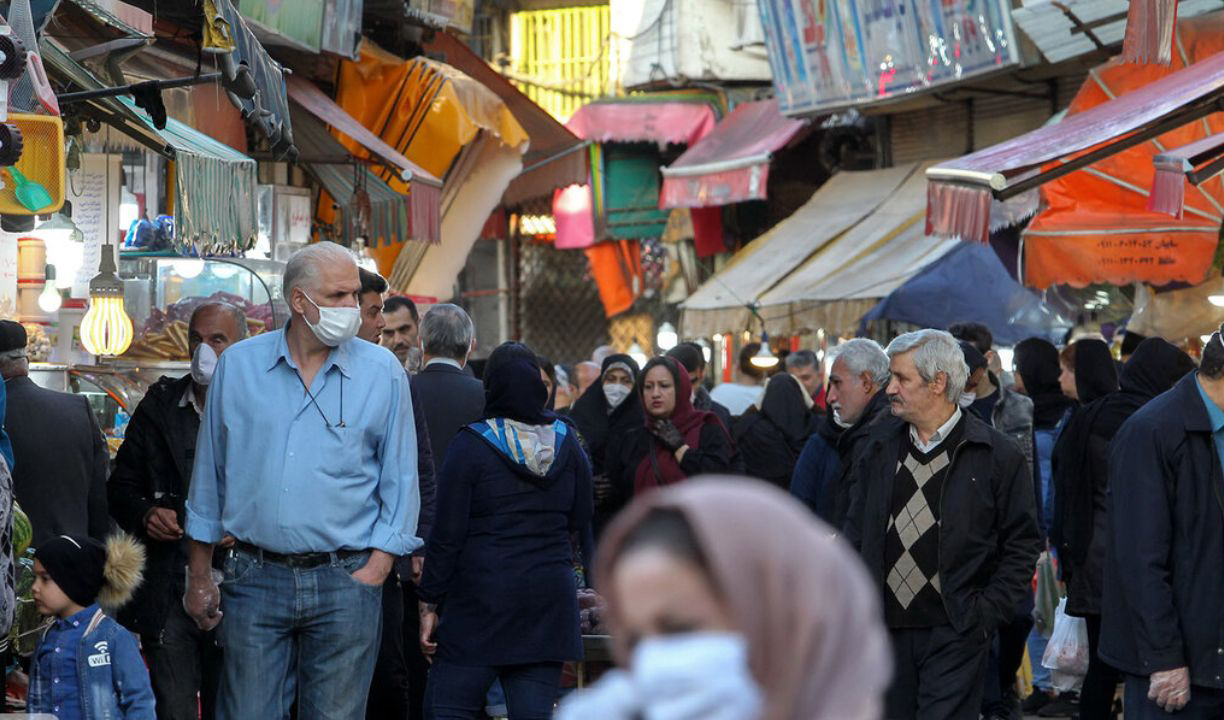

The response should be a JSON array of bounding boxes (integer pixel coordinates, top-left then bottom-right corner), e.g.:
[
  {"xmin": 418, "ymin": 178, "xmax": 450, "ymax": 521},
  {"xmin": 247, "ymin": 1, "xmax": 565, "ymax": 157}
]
[
  {"xmin": 1057, "ymin": 338, "xmax": 1119, "ymax": 404},
  {"xmin": 1052, "ymin": 338, "xmax": 1195, "ymax": 720},
  {"xmin": 418, "ymin": 342, "xmax": 593, "ymax": 720},
  {"xmin": 733, "ymin": 372, "xmax": 817, "ymax": 489},
  {"xmin": 568, "ymin": 354, "xmax": 642, "ymax": 535},
  {"xmin": 556, "ymin": 477, "xmax": 891, "ymax": 720},
  {"xmin": 605, "ymin": 357, "xmax": 737, "ymax": 503},
  {"xmin": 1013, "ymin": 337, "xmax": 1074, "ymax": 537}
]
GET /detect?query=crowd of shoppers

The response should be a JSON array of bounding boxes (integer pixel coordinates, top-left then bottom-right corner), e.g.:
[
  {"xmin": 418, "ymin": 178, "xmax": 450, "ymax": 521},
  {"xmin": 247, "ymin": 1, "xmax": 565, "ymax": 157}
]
[{"xmin": 5, "ymin": 239, "xmax": 1223, "ymax": 720}]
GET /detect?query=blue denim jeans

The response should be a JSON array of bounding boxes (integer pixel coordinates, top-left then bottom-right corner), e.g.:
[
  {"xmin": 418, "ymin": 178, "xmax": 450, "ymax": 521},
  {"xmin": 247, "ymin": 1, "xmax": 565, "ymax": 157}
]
[
  {"xmin": 425, "ymin": 659, "xmax": 562, "ymax": 720},
  {"xmin": 216, "ymin": 548, "xmax": 383, "ymax": 719}
]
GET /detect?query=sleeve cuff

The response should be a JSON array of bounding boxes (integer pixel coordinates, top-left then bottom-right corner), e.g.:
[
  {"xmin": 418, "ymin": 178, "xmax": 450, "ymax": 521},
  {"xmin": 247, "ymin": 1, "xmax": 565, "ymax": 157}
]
[
  {"xmin": 370, "ymin": 522, "xmax": 423, "ymax": 557},
  {"xmin": 184, "ymin": 505, "xmax": 225, "ymax": 544}
]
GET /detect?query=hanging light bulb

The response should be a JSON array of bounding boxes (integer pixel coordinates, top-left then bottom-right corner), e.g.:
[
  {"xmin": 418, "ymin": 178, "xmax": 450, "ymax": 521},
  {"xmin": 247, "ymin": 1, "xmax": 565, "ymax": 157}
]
[
  {"xmin": 80, "ymin": 242, "xmax": 133, "ymax": 357},
  {"xmin": 171, "ymin": 258, "xmax": 205, "ymax": 279},
  {"xmin": 750, "ymin": 333, "xmax": 779, "ymax": 369},
  {"xmin": 627, "ymin": 341, "xmax": 649, "ymax": 369},
  {"xmin": 38, "ymin": 265, "xmax": 62, "ymax": 313},
  {"xmin": 37, "ymin": 203, "xmax": 85, "ymax": 290},
  {"xmin": 656, "ymin": 322, "xmax": 678, "ymax": 351}
]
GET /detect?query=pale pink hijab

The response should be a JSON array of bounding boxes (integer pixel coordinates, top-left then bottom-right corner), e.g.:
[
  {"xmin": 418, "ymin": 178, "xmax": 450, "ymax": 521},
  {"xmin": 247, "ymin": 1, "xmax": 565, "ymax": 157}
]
[{"xmin": 597, "ymin": 477, "xmax": 892, "ymax": 720}]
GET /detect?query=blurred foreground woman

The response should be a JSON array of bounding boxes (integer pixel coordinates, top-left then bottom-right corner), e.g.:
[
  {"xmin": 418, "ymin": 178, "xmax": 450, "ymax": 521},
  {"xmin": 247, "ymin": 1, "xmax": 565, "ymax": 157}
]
[{"xmin": 557, "ymin": 477, "xmax": 891, "ymax": 720}]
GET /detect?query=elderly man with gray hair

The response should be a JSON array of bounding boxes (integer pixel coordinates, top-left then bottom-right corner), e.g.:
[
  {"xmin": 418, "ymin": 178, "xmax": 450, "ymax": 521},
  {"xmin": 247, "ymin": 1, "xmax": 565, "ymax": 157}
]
[
  {"xmin": 844, "ymin": 329, "xmax": 1040, "ymax": 720},
  {"xmin": 184, "ymin": 242, "xmax": 421, "ymax": 719},
  {"xmin": 790, "ymin": 338, "xmax": 891, "ymax": 526}
]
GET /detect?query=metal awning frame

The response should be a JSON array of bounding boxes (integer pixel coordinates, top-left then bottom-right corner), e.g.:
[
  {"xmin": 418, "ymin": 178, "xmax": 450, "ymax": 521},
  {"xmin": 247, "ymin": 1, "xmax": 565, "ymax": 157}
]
[{"xmin": 927, "ymin": 93, "xmax": 1224, "ymax": 200}]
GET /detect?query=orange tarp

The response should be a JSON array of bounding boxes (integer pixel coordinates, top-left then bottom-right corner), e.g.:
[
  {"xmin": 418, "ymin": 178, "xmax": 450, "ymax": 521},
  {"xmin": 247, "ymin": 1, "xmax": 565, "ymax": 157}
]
[
  {"xmin": 1023, "ymin": 13, "xmax": 1224, "ymax": 289},
  {"xmin": 334, "ymin": 42, "xmax": 528, "ymax": 277}
]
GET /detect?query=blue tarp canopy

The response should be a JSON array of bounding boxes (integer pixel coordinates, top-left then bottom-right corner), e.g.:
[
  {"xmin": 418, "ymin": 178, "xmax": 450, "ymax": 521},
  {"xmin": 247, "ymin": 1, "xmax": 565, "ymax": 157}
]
[{"xmin": 860, "ymin": 242, "xmax": 1070, "ymax": 345}]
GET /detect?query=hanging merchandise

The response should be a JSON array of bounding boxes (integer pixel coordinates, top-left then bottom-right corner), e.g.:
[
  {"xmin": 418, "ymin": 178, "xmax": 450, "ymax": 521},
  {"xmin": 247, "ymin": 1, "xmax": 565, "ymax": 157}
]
[{"xmin": 0, "ymin": 113, "xmax": 65, "ymax": 215}]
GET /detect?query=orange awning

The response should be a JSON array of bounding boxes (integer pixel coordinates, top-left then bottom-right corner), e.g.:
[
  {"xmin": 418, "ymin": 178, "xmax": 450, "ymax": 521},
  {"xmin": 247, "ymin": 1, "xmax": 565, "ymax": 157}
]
[{"xmin": 1023, "ymin": 13, "xmax": 1224, "ymax": 289}]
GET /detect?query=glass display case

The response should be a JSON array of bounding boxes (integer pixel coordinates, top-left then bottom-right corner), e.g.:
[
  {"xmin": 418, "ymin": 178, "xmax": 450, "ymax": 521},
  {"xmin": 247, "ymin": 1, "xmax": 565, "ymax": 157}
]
[{"xmin": 117, "ymin": 255, "xmax": 289, "ymax": 361}]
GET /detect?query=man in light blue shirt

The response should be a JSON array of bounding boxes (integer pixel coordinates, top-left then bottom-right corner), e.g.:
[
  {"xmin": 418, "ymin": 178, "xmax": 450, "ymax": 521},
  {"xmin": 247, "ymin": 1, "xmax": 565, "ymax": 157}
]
[{"xmin": 184, "ymin": 242, "xmax": 420, "ymax": 719}]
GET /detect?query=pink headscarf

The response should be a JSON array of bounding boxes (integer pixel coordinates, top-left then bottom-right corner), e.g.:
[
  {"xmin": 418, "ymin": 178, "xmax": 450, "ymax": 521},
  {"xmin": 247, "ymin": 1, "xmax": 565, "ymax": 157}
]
[{"xmin": 597, "ymin": 477, "xmax": 892, "ymax": 720}]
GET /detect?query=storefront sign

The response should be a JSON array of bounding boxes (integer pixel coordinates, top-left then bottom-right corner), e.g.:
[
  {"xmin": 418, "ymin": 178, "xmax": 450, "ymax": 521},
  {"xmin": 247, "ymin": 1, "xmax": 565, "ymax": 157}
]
[{"xmin": 760, "ymin": 0, "xmax": 1020, "ymax": 116}]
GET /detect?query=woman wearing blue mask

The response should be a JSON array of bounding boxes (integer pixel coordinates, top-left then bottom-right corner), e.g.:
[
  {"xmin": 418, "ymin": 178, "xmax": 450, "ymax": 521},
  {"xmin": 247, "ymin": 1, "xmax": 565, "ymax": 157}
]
[{"xmin": 559, "ymin": 477, "xmax": 891, "ymax": 720}]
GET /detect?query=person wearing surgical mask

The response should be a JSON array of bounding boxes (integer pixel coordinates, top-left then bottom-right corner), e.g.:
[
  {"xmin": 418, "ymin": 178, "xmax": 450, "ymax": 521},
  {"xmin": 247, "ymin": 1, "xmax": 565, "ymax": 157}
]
[
  {"xmin": 183, "ymin": 242, "xmax": 423, "ymax": 719},
  {"xmin": 568, "ymin": 354, "xmax": 642, "ymax": 537},
  {"xmin": 107, "ymin": 300, "xmax": 248, "ymax": 720},
  {"xmin": 556, "ymin": 477, "xmax": 891, "ymax": 720}
]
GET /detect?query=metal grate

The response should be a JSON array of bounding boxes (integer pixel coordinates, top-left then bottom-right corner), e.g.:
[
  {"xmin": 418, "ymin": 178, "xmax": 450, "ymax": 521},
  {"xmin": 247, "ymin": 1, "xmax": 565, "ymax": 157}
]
[
  {"xmin": 513, "ymin": 234, "xmax": 609, "ymax": 366},
  {"xmin": 508, "ymin": 5, "xmax": 613, "ymax": 123}
]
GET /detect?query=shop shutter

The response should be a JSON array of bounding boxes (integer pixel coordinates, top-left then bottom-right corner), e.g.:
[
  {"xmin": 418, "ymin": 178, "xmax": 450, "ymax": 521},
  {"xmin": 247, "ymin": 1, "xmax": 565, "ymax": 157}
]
[{"xmin": 889, "ymin": 103, "xmax": 971, "ymax": 164}]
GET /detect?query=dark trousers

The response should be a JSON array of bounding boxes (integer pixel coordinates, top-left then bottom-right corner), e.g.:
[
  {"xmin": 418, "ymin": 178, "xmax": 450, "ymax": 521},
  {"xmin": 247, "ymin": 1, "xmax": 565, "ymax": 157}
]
[
  {"xmin": 981, "ymin": 607, "xmax": 1035, "ymax": 715},
  {"xmin": 887, "ymin": 624, "xmax": 991, "ymax": 720},
  {"xmin": 425, "ymin": 660, "xmax": 562, "ymax": 720},
  {"xmin": 1124, "ymin": 675, "xmax": 1224, "ymax": 719},
  {"xmin": 368, "ymin": 576, "xmax": 410, "ymax": 719},
  {"xmin": 403, "ymin": 579, "xmax": 429, "ymax": 719},
  {"xmin": 143, "ymin": 602, "xmax": 222, "ymax": 720},
  {"xmin": 1080, "ymin": 615, "xmax": 1121, "ymax": 719}
]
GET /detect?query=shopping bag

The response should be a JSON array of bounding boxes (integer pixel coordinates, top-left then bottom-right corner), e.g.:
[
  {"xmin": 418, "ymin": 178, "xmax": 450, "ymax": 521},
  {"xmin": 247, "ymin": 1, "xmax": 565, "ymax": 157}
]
[{"xmin": 1041, "ymin": 598, "xmax": 1089, "ymax": 692}]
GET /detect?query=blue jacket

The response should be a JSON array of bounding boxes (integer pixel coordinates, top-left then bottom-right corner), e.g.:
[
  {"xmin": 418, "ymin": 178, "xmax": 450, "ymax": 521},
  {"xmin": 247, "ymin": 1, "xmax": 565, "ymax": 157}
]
[
  {"xmin": 30, "ymin": 607, "xmax": 155, "ymax": 720},
  {"xmin": 791, "ymin": 390, "xmax": 890, "ymax": 528},
  {"xmin": 419, "ymin": 418, "xmax": 594, "ymax": 666}
]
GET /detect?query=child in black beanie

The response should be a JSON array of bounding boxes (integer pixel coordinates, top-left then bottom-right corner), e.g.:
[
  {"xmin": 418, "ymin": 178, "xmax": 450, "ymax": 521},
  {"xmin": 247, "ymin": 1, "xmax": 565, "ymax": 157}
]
[{"xmin": 29, "ymin": 533, "xmax": 154, "ymax": 719}]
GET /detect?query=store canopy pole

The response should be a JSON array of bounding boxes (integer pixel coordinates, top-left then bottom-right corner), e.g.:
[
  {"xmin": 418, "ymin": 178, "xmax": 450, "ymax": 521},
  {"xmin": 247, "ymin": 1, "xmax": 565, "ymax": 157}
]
[{"xmin": 57, "ymin": 73, "xmax": 223, "ymax": 105}]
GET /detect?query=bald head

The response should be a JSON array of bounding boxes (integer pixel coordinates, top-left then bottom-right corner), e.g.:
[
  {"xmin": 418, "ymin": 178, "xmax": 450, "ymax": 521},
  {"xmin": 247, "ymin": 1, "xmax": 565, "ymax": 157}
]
[{"xmin": 576, "ymin": 361, "xmax": 601, "ymax": 396}]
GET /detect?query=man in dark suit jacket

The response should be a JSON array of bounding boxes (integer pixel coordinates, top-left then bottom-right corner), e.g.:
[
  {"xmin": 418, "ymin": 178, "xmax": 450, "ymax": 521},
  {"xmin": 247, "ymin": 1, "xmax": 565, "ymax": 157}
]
[
  {"xmin": 414, "ymin": 304, "xmax": 486, "ymax": 467},
  {"xmin": 0, "ymin": 321, "xmax": 108, "ymax": 547}
]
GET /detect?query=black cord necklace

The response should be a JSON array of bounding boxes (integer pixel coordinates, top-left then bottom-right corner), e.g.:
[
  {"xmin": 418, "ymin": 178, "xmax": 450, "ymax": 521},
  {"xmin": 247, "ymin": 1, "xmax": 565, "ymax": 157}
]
[{"xmin": 296, "ymin": 371, "xmax": 345, "ymax": 428}]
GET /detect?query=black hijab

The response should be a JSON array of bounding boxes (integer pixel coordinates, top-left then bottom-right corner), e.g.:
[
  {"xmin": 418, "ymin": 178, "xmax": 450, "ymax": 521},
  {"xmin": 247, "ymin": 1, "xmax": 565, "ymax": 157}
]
[
  {"xmin": 757, "ymin": 373, "xmax": 815, "ymax": 446},
  {"xmin": 1053, "ymin": 337, "xmax": 1194, "ymax": 565},
  {"xmin": 482, "ymin": 342, "xmax": 555, "ymax": 426},
  {"xmin": 1073, "ymin": 339, "xmax": 1118, "ymax": 404},
  {"xmin": 1015, "ymin": 337, "xmax": 1073, "ymax": 428},
  {"xmin": 568, "ymin": 353, "xmax": 643, "ymax": 474}
]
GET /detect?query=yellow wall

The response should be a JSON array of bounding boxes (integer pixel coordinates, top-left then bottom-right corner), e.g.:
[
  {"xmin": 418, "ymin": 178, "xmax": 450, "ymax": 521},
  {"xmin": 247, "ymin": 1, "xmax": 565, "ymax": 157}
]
[{"xmin": 508, "ymin": 5, "xmax": 614, "ymax": 123}]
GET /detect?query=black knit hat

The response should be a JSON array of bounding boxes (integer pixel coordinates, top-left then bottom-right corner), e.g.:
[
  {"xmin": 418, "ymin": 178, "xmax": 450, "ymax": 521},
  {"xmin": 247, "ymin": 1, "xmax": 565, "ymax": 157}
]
[
  {"xmin": 0, "ymin": 320, "xmax": 26, "ymax": 355},
  {"xmin": 959, "ymin": 341, "xmax": 987, "ymax": 374},
  {"xmin": 36, "ymin": 535, "xmax": 106, "ymax": 607}
]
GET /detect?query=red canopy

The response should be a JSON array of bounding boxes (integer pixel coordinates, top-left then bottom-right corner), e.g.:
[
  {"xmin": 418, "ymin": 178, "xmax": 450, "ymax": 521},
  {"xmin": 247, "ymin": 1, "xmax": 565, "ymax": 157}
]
[
  {"xmin": 566, "ymin": 101, "xmax": 716, "ymax": 146},
  {"xmin": 659, "ymin": 100, "xmax": 807, "ymax": 208},
  {"xmin": 925, "ymin": 48, "xmax": 1224, "ymax": 246}
]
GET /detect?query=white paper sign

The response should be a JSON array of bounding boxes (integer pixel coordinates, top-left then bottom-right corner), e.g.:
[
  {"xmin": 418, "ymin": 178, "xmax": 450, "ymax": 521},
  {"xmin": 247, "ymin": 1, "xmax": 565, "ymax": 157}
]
[
  {"xmin": 70, "ymin": 154, "xmax": 121, "ymax": 298},
  {"xmin": 0, "ymin": 231, "xmax": 16, "ymax": 316}
]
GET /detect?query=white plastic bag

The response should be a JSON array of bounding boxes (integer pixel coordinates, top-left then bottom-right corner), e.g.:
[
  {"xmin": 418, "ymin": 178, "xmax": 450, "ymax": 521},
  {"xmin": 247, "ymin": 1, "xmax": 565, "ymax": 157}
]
[{"xmin": 1041, "ymin": 598, "xmax": 1089, "ymax": 692}]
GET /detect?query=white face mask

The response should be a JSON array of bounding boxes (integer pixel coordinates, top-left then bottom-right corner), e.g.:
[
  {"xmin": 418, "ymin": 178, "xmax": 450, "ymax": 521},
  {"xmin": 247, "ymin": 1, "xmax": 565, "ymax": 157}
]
[
  {"xmin": 604, "ymin": 383, "xmax": 631, "ymax": 409},
  {"xmin": 959, "ymin": 391, "xmax": 977, "ymax": 408},
  {"xmin": 554, "ymin": 632, "xmax": 763, "ymax": 720},
  {"xmin": 632, "ymin": 633, "xmax": 763, "ymax": 720},
  {"xmin": 301, "ymin": 292, "xmax": 361, "ymax": 348},
  {"xmin": 832, "ymin": 407, "xmax": 853, "ymax": 429},
  {"xmin": 191, "ymin": 343, "xmax": 218, "ymax": 386}
]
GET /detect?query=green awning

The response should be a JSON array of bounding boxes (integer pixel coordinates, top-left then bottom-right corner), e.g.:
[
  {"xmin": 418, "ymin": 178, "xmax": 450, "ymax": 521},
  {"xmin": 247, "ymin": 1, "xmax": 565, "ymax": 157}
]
[
  {"xmin": 115, "ymin": 97, "xmax": 258, "ymax": 255},
  {"xmin": 292, "ymin": 106, "xmax": 411, "ymax": 247}
]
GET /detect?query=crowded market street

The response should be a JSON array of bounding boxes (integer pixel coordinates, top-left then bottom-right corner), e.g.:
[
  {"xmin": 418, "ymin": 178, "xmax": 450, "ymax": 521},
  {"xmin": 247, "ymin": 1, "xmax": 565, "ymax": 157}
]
[{"xmin": 0, "ymin": 0, "xmax": 1222, "ymax": 719}]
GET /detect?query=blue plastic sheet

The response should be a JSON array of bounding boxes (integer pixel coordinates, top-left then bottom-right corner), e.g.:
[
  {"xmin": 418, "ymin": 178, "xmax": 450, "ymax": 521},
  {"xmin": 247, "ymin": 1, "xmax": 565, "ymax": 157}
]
[{"xmin": 860, "ymin": 242, "xmax": 1069, "ymax": 345}]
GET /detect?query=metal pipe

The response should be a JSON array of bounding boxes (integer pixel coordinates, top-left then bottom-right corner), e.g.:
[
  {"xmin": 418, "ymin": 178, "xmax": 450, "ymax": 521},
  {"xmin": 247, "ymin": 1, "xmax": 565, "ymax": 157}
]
[
  {"xmin": 58, "ymin": 73, "xmax": 223, "ymax": 105},
  {"xmin": 996, "ymin": 95, "xmax": 1224, "ymax": 200}
]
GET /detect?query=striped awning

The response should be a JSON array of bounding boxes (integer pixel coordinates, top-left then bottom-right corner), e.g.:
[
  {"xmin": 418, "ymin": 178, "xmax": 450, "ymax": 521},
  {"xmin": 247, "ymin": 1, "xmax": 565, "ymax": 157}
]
[
  {"xmin": 116, "ymin": 97, "xmax": 258, "ymax": 255},
  {"xmin": 292, "ymin": 107, "xmax": 415, "ymax": 248}
]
